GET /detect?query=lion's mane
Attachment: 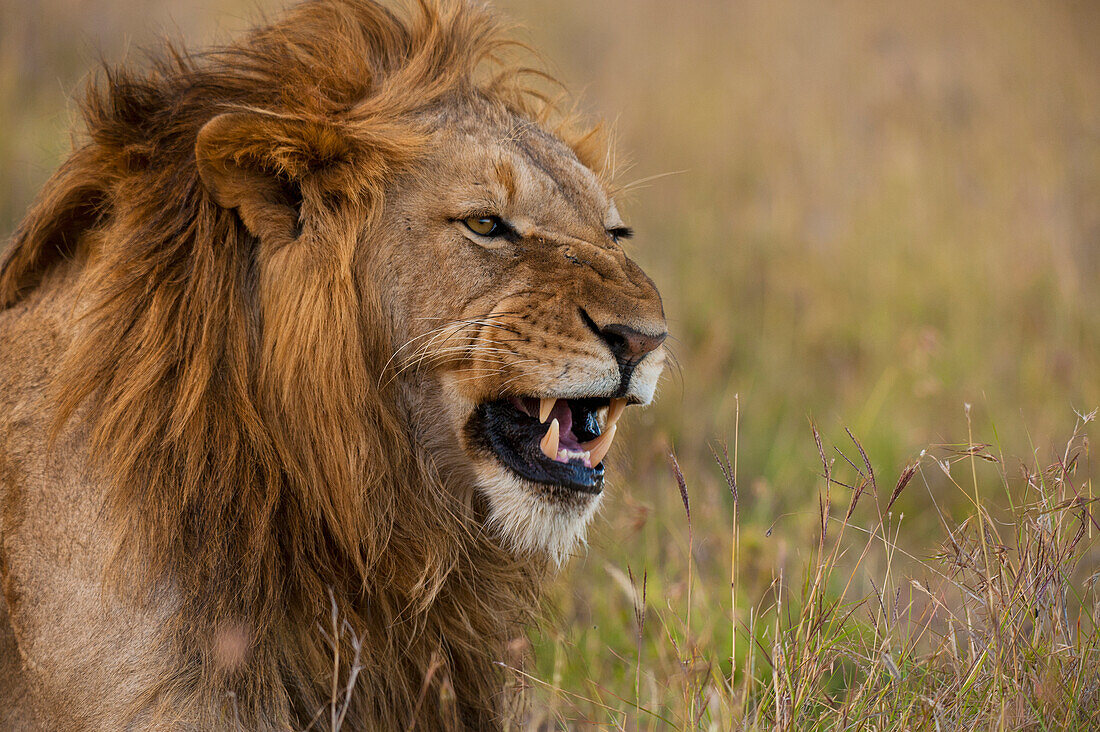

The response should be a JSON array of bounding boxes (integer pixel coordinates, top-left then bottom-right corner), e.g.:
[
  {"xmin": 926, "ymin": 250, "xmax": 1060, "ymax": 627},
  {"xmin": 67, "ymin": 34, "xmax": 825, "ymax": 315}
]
[{"xmin": 0, "ymin": 1, "xmax": 603, "ymax": 727}]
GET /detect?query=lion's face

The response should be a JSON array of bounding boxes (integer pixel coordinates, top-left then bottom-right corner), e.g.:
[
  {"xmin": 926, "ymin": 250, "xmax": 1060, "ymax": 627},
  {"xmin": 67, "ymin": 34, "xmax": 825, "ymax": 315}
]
[{"xmin": 371, "ymin": 109, "xmax": 667, "ymax": 560}]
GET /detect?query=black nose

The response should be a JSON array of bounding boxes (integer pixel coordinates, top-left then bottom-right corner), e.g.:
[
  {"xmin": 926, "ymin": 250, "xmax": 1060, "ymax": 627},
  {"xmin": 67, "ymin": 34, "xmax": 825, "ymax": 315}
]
[{"xmin": 595, "ymin": 322, "xmax": 667, "ymax": 367}]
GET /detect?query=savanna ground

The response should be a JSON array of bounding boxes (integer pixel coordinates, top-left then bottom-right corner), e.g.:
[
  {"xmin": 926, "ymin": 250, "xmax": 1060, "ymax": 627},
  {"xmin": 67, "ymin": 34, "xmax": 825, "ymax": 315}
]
[{"xmin": 4, "ymin": 0, "xmax": 1100, "ymax": 728}]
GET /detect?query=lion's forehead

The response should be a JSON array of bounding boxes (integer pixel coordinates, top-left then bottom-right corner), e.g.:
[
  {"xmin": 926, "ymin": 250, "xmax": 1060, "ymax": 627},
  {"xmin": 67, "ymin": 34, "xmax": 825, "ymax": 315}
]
[{"xmin": 437, "ymin": 119, "xmax": 611, "ymax": 233}]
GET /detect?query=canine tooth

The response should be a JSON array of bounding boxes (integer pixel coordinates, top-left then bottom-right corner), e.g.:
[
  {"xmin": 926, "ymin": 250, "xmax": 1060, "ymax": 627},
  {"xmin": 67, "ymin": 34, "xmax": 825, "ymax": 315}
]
[
  {"xmin": 539, "ymin": 397, "xmax": 556, "ymax": 423},
  {"xmin": 583, "ymin": 423, "xmax": 617, "ymax": 467},
  {"xmin": 607, "ymin": 398, "xmax": 627, "ymax": 430},
  {"xmin": 540, "ymin": 418, "xmax": 560, "ymax": 460}
]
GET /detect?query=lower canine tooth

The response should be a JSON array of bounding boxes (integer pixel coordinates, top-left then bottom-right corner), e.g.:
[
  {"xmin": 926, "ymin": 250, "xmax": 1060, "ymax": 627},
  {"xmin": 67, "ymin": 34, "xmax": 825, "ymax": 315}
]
[
  {"xmin": 583, "ymin": 423, "xmax": 617, "ymax": 467},
  {"xmin": 539, "ymin": 398, "xmax": 556, "ymax": 423},
  {"xmin": 539, "ymin": 418, "xmax": 560, "ymax": 460}
]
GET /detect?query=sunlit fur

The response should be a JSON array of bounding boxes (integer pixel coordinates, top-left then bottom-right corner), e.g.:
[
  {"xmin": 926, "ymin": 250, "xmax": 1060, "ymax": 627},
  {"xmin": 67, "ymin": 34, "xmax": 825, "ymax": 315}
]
[{"xmin": 0, "ymin": 0, "xmax": 664, "ymax": 728}]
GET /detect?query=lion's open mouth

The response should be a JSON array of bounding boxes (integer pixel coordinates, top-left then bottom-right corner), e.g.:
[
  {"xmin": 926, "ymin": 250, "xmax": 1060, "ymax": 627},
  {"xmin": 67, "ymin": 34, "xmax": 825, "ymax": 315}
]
[{"xmin": 468, "ymin": 396, "xmax": 628, "ymax": 494}]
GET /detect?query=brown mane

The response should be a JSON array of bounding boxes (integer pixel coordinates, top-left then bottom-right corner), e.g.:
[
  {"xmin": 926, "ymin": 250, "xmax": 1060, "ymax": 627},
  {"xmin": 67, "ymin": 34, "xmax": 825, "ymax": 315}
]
[{"xmin": 0, "ymin": 1, "xmax": 605, "ymax": 726}]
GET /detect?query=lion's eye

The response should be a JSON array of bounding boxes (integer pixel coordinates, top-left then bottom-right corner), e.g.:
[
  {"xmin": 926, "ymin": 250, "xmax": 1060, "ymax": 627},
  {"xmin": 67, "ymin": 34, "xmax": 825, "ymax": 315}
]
[
  {"xmin": 463, "ymin": 216, "xmax": 505, "ymax": 237},
  {"xmin": 608, "ymin": 226, "xmax": 634, "ymax": 243}
]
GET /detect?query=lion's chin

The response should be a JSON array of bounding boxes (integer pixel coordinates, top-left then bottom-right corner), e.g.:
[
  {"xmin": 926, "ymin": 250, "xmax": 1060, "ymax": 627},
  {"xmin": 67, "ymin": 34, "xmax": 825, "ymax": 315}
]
[
  {"xmin": 452, "ymin": 381, "xmax": 652, "ymax": 562},
  {"xmin": 473, "ymin": 463, "xmax": 603, "ymax": 565}
]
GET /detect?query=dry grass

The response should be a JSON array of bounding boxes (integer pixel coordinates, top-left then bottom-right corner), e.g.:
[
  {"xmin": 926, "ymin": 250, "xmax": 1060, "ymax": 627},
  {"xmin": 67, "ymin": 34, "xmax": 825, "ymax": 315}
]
[
  {"xmin": 4, "ymin": 0, "xmax": 1100, "ymax": 728},
  {"xmin": 518, "ymin": 410, "xmax": 1100, "ymax": 729}
]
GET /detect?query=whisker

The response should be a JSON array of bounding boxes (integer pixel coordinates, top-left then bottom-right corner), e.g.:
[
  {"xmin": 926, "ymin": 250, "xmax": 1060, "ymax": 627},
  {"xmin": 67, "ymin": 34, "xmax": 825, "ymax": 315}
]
[
  {"xmin": 447, "ymin": 360, "xmax": 540, "ymax": 386},
  {"xmin": 377, "ymin": 308, "xmax": 539, "ymax": 390},
  {"xmin": 379, "ymin": 320, "xmax": 479, "ymax": 385},
  {"xmin": 616, "ymin": 169, "xmax": 687, "ymax": 193}
]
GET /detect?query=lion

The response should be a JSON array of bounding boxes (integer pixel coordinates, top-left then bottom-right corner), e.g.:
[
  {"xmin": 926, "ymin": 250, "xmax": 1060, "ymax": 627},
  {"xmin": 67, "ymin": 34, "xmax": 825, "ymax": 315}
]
[{"xmin": 0, "ymin": 0, "xmax": 666, "ymax": 728}]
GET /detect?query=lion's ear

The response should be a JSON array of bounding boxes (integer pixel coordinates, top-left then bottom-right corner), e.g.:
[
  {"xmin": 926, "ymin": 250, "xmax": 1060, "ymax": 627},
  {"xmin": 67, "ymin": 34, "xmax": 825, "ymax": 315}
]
[{"xmin": 196, "ymin": 112, "xmax": 356, "ymax": 244}]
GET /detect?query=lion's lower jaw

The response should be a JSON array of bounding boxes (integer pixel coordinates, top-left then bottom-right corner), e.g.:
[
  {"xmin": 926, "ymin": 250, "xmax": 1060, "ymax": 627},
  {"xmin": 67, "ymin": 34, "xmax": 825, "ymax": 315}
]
[{"xmin": 474, "ymin": 465, "xmax": 603, "ymax": 565}]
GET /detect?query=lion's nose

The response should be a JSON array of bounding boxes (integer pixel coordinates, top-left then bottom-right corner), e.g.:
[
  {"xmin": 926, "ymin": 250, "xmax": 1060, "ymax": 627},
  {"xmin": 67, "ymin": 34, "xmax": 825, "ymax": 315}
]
[
  {"xmin": 599, "ymin": 323, "xmax": 667, "ymax": 365},
  {"xmin": 581, "ymin": 310, "xmax": 667, "ymax": 368}
]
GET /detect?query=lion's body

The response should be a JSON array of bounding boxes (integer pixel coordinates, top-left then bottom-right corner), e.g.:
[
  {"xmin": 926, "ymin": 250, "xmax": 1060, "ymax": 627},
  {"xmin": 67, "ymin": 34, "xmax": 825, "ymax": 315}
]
[
  {"xmin": 0, "ymin": 0, "xmax": 666, "ymax": 728},
  {"xmin": 0, "ymin": 210, "xmax": 536, "ymax": 729},
  {"xmin": 0, "ymin": 267, "xmax": 183, "ymax": 728}
]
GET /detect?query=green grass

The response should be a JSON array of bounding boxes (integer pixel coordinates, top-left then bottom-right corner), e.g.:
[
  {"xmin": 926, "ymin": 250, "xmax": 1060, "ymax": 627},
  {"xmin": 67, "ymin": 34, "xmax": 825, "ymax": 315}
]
[{"xmin": 4, "ymin": 0, "xmax": 1100, "ymax": 728}]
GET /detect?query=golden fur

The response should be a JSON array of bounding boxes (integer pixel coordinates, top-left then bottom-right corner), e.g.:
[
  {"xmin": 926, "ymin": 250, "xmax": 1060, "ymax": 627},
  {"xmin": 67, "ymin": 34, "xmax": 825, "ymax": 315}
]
[{"xmin": 0, "ymin": 0, "xmax": 665, "ymax": 728}]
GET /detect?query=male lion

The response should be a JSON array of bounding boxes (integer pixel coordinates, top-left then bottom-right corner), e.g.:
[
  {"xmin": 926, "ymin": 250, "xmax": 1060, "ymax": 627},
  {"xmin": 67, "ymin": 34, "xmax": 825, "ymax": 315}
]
[{"xmin": 0, "ymin": 0, "xmax": 666, "ymax": 728}]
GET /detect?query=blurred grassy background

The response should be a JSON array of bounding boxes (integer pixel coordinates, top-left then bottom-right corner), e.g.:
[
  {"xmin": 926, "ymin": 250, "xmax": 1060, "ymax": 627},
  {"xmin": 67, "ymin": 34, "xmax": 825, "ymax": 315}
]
[{"xmin": 4, "ymin": 0, "xmax": 1100, "ymax": 726}]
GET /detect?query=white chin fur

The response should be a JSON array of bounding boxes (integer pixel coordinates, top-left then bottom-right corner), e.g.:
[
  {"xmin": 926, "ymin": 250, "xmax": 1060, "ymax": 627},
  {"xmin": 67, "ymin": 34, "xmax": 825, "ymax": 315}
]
[{"xmin": 474, "ymin": 463, "xmax": 602, "ymax": 565}]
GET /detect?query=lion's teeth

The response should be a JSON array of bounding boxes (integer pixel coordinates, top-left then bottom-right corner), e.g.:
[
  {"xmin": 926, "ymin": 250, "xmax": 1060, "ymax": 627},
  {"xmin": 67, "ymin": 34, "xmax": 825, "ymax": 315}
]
[
  {"xmin": 539, "ymin": 398, "xmax": 625, "ymax": 465},
  {"xmin": 539, "ymin": 418, "xmax": 560, "ymax": 460},
  {"xmin": 606, "ymin": 397, "xmax": 627, "ymax": 430},
  {"xmin": 555, "ymin": 448, "xmax": 591, "ymax": 465},
  {"xmin": 582, "ymin": 423, "xmax": 617, "ymax": 467}
]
